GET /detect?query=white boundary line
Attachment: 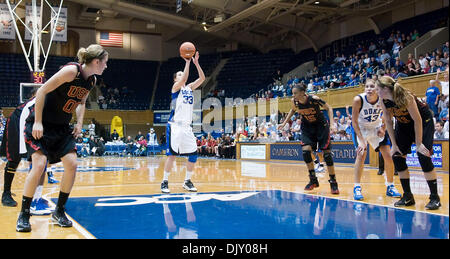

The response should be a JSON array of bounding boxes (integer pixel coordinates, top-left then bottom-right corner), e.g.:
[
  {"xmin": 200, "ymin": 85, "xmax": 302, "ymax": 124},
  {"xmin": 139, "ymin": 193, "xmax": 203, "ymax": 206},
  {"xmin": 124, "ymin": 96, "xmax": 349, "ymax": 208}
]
[{"xmin": 43, "ymin": 190, "xmax": 96, "ymax": 239}]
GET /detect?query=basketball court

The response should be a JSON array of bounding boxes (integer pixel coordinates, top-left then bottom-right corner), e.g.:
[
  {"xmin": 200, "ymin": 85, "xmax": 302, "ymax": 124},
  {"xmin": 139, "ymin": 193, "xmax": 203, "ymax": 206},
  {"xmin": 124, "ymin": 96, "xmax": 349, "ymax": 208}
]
[
  {"xmin": 0, "ymin": 156, "xmax": 448, "ymax": 239},
  {"xmin": 0, "ymin": 0, "xmax": 449, "ymax": 244}
]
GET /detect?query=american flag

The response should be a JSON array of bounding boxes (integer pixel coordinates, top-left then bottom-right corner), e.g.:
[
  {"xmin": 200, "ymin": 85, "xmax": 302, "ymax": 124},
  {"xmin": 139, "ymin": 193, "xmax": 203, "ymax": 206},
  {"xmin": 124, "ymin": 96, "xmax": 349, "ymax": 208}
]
[{"xmin": 99, "ymin": 31, "xmax": 123, "ymax": 47}]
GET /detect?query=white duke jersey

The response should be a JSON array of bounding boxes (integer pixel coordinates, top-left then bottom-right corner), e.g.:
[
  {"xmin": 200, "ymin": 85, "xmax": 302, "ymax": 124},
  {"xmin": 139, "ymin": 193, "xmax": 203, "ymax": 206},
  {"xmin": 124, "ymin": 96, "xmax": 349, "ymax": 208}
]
[
  {"xmin": 169, "ymin": 85, "xmax": 193, "ymax": 126},
  {"xmin": 357, "ymin": 93, "xmax": 383, "ymax": 129}
]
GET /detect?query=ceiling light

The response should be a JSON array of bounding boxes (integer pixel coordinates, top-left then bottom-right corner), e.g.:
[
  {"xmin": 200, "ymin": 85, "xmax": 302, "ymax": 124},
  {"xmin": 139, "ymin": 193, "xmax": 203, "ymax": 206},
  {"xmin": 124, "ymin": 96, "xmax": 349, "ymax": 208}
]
[{"xmin": 314, "ymin": 1, "xmax": 320, "ymax": 4}]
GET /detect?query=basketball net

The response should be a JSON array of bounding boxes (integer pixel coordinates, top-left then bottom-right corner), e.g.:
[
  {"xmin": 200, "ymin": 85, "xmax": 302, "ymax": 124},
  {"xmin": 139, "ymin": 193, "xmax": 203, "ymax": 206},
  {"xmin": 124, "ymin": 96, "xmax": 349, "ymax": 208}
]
[{"xmin": 5, "ymin": 0, "xmax": 64, "ymax": 73}]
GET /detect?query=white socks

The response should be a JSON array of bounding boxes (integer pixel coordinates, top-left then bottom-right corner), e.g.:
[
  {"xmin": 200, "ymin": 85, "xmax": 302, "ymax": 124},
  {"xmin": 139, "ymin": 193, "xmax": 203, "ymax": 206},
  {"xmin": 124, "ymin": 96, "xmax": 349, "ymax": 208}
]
[
  {"xmin": 163, "ymin": 171, "xmax": 170, "ymax": 181},
  {"xmin": 185, "ymin": 170, "xmax": 193, "ymax": 181},
  {"xmin": 33, "ymin": 185, "xmax": 43, "ymax": 201},
  {"xmin": 162, "ymin": 170, "xmax": 193, "ymax": 182}
]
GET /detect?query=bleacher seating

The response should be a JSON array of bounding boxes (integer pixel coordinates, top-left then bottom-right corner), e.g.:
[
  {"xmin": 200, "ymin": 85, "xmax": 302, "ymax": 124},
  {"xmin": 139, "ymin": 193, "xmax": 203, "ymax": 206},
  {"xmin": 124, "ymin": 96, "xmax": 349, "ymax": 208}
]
[{"xmin": 0, "ymin": 53, "xmax": 159, "ymax": 110}]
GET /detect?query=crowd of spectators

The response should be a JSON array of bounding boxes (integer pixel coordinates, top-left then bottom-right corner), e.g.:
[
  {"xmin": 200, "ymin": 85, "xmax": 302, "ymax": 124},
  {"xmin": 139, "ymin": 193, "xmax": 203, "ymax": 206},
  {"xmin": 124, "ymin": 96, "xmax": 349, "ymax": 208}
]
[
  {"xmin": 97, "ymin": 78, "xmax": 132, "ymax": 110},
  {"xmin": 251, "ymin": 28, "xmax": 449, "ymax": 102},
  {"xmin": 196, "ymin": 133, "xmax": 237, "ymax": 159},
  {"xmin": 428, "ymin": 68, "xmax": 449, "ymax": 140}
]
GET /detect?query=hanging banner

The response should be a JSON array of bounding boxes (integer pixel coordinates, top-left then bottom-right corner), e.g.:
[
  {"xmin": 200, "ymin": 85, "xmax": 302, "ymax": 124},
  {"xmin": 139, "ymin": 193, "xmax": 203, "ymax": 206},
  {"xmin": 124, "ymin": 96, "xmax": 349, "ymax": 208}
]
[
  {"xmin": 51, "ymin": 6, "xmax": 67, "ymax": 42},
  {"xmin": 25, "ymin": 5, "xmax": 41, "ymax": 41},
  {"xmin": 0, "ymin": 3, "xmax": 15, "ymax": 40}
]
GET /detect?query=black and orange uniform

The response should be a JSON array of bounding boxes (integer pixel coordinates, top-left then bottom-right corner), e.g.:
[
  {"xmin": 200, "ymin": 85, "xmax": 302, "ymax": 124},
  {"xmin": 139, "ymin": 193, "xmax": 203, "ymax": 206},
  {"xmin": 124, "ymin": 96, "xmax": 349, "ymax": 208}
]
[
  {"xmin": 294, "ymin": 95, "xmax": 331, "ymax": 150},
  {"xmin": 0, "ymin": 98, "xmax": 35, "ymax": 163},
  {"xmin": 383, "ymin": 95, "xmax": 434, "ymax": 156},
  {"xmin": 24, "ymin": 62, "xmax": 95, "ymax": 164},
  {"xmin": 1, "ymin": 97, "xmax": 35, "ymax": 206}
]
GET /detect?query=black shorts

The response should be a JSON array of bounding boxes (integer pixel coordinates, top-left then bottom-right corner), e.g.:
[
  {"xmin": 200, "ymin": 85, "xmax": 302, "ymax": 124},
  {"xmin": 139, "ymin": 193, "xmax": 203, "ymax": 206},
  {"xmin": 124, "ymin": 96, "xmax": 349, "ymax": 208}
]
[
  {"xmin": 24, "ymin": 121, "xmax": 76, "ymax": 164},
  {"xmin": 395, "ymin": 117, "xmax": 434, "ymax": 155},
  {"xmin": 300, "ymin": 121, "xmax": 332, "ymax": 150}
]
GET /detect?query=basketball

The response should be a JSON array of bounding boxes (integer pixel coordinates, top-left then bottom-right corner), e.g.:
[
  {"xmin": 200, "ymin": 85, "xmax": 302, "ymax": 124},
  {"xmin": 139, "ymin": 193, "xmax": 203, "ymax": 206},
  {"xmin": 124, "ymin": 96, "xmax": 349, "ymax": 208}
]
[{"xmin": 179, "ymin": 42, "xmax": 196, "ymax": 59}]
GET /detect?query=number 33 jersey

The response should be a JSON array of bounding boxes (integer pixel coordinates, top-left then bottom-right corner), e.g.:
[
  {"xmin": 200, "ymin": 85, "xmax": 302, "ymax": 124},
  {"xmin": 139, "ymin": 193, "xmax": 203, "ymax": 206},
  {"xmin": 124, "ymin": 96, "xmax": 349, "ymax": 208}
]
[
  {"xmin": 357, "ymin": 93, "xmax": 383, "ymax": 129},
  {"xmin": 169, "ymin": 85, "xmax": 193, "ymax": 126}
]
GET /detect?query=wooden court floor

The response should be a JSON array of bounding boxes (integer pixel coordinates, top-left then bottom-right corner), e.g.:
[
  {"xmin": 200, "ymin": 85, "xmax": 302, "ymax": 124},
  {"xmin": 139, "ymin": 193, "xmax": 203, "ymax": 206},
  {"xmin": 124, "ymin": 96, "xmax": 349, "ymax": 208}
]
[{"xmin": 0, "ymin": 156, "xmax": 448, "ymax": 239}]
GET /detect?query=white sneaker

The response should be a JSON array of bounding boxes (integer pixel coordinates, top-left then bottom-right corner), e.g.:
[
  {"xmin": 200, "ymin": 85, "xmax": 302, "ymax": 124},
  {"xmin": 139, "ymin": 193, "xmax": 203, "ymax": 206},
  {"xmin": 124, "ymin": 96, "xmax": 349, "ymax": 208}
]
[
  {"xmin": 161, "ymin": 181, "xmax": 170, "ymax": 193},
  {"xmin": 315, "ymin": 164, "xmax": 325, "ymax": 173},
  {"xmin": 30, "ymin": 198, "xmax": 52, "ymax": 216},
  {"xmin": 183, "ymin": 180, "xmax": 197, "ymax": 192}
]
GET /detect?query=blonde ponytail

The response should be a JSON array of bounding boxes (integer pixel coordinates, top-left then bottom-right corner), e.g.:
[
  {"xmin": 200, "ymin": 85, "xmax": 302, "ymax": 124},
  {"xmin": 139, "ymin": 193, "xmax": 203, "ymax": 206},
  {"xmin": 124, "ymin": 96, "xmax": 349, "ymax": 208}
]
[
  {"xmin": 376, "ymin": 76, "xmax": 411, "ymax": 109},
  {"xmin": 77, "ymin": 47, "xmax": 88, "ymax": 64},
  {"xmin": 393, "ymin": 82, "xmax": 410, "ymax": 109},
  {"xmin": 77, "ymin": 44, "xmax": 108, "ymax": 64}
]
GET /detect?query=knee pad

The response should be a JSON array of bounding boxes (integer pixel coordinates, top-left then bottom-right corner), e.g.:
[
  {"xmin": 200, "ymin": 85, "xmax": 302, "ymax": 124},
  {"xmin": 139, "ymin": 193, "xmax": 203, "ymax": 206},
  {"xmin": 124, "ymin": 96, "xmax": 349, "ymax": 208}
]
[
  {"xmin": 392, "ymin": 154, "xmax": 407, "ymax": 172},
  {"xmin": 302, "ymin": 150, "xmax": 313, "ymax": 163},
  {"xmin": 323, "ymin": 152, "xmax": 334, "ymax": 166},
  {"xmin": 188, "ymin": 152, "xmax": 198, "ymax": 163},
  {"xmin": 5, "ymin": 161, "xmax": 20, "ymax": 173},
  {"xmin": 418, "ymin": 153, "xmax": 434, "ymax": 173}
]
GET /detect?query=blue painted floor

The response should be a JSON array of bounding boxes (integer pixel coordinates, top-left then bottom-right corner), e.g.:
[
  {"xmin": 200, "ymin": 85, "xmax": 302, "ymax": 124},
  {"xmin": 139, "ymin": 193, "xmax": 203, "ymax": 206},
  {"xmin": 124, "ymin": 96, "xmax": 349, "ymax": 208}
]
[{"xmin": 55, "ymin": 190, "xmax": 449, "ymax": 239}]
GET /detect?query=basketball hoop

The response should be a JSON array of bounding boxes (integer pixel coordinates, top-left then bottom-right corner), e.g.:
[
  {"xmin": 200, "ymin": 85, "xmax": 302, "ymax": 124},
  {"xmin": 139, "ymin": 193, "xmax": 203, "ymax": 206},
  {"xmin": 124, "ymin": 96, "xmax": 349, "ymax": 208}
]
[{"xmin": 5, "ymin": 0, "xmax": 64, "ymax": 73}]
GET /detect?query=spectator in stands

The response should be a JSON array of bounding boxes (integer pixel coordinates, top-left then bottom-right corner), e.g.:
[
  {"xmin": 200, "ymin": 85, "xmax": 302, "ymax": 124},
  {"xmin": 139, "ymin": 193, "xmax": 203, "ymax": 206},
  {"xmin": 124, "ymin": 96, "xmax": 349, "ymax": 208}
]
[
  {"xmin": 434, "ymin": 121, "xmax": 448, "ymax": 139},
  {"xmin": 88, "ymin": 136, "xmax": 97, "ymax": 156},
  {"xmin": 426, "ymin": 80, "xmax": 441, "ymax": 119},
  {"xmin": 439, "ymin": 99, "xmax": 448, "ymax": 122},
  {"xmin": 345, "ymin": 67, "xmax": 353, "ymax": 78},
  {"xmin": 406, "ymin": 63, "xmax": 418, "ymax": 76},
  {"xmin": 198, "ymin": 136, "xmax": 207, "ymax": 155},
  {"xmin": 338, "ymin": 75, "xmax": 346, "ymax": 87},
  {"xmin": 88, "ymin": 119, "xmax": 96, "ymax": 136},
  {"xmin": 443, "ymin": 41, "xmax": 449, "ymax": 54},
  {"xmin": 206, "ymin": 135, "xmax": 217, "ymax": 156},
  {"xmin": 436, "ymin": 68, "xmax": 449, "ymax": 103},
  {"xmin": 99, "ymin": 99, "xmax": 107, "ymax": 109},
  {"xmin": 80, "ymin": 134, "xmax": 90, "ymax": 157},
  {"xmin": 348, "ymin": 74, "xmax": 359, "ymax": 87},
  {"xmin": 111, "ymin": 129, "xmax": 119, "ymax": 141},
  {"xmin": 76, "ymin": 133, "xmax": 83, "ymax": 144},
  {"xmin": 108, "ymin": 96, "xmax": 118, "ymax": 109},
  {"xmin": 368, "ymin": 42, "xmax": 377, "ymax": 56},
  {"xmin": 219, "ymin": 135, "xmax": 233, "ymax": 159},
  {"xmin": 418, "ymin": 54, "xmax": 427, "ymax": 68},
  {"xmin": 147, "ymin": 128, "xmax": 158, "ymax": 146},
  {"xmin": 392, "ymin": 38, "xmax": 401, "ymax": 57},
  {"xmin": 291, "ymin": 119, "xmax": 302, "ymax": 141},
  {"xmin": 95, "ymin": 137, "xmax": 105, "ymax": 156},
  {"xmin": 411, "ymin": 29, "xmax": 419, "ymax": 41},
  {"xmin": 441, "ymin": 52, "xmax": 448, "ymax": 65},
  {"xmin": 429, "ymin": 60, "xmax": 439, "ymax": 73},
  {"xmin": 307, "ymin": 79, "xmax": 314, "ymax": 92},
  {"xmin": 437, "ymin": 94, "xmax": 447, "ymax": 115},
  {"xmin": 329, "ymin": 81, "xmax": 337, "ymax": 89},
  {"xmin": 273, "ymin": 69, "xmax": 282, "ymax": 83},
  {"xmin": 380, "ymin": 49, "xmax": 391, "ymax": 69},
  {"xmin": 391, "ymin": 67, "xmax": 401, "ymax": 79},
  {"xmin": 135, "ymin": 131, "xmax": 143, "ymax": 141},
  {"xmin": 124, "ymin": 136, "xmax": 134, "ymax": 155},
  {"xmin": 97, "ymin": 95, "xmax": 105, "ymax": 107},
  {"xmin": 135, "ymin": 136, "xmax": 147, "ymax": 156},
  {"xmin": 421, "ymin": 59, "xmax": 431, "ymax": 74},
  {"xmin": 337, "ymin": 117, "xmax": 347, "ymax": 132}
]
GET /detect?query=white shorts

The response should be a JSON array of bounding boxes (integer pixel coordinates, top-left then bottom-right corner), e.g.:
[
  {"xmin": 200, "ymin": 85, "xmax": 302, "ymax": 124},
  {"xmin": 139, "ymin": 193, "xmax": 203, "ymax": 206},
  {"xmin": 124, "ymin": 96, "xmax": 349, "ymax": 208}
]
[
  {"xmin": 353, "ymin": 126, "xmax": 389, "ymax": 152},
  {"xmin": 166, "ymin": 122, "xmax": 197, "ymax": 155}
]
